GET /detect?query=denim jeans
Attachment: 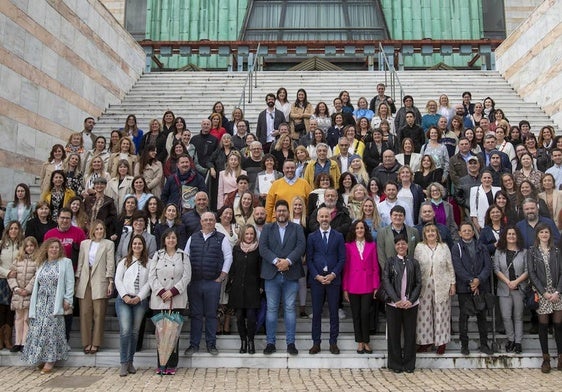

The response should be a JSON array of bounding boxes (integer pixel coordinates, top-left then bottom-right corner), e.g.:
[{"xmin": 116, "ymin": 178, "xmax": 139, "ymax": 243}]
[
  {"xmin": 115, "ymin": 296, "xmax": 148, "ymax": 364},
  {"xmin": 265, "ymin": 273, "xmax": 299, "ymax": 345},
  {"xmin": 187, "ymin": 279, "xmax": 221, "ymax": 348}
]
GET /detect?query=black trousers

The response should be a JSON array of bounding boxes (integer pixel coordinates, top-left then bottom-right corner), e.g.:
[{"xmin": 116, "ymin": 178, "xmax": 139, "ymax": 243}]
[
  {"xmin": 457, "ymin": 293, "xmax": 488, "ymax": 346},
  {"xmin": 236, "ymin": 308, "xmax": 258, "ymax": 340},
  {"xmin": 386, "ymin": 304, "xmax": 418, "ymax": 372},
  {"xmin": 349, "ymin": 293, "xmax": 372, "ymax": 343}
]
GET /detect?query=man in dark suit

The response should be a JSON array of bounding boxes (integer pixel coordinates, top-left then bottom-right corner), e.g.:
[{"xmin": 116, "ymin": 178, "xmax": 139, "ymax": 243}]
[
  {"xmin": 256, "ymin": 93, "xmax": 285, "ymax": 152},
  {"xmin": 259, "ymin": 200, "xmax": 306, "ymax": 355},
  {"xmin": 307, "ymin": 207, "xmax": 346, "ymax": 355}
]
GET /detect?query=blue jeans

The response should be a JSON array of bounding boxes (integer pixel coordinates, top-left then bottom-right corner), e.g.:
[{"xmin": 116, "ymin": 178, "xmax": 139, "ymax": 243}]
[
  {"xmin": 187, "ymin": 279, "xmax": 221, "ymax": 348},
  {"xmin": 265, "ymin": 273, "xmax": 299, "ymax": 345},
  {"xmin": 115, "ymin": 296, "xmax": 148, "ymax": 364}
]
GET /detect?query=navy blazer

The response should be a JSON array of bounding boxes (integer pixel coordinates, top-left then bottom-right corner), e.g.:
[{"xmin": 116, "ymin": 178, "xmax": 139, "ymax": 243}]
[
  {"xmin": 306, "ymin": 229, "xmax": 346, "ymax": 285},
  {"xmin": 452, "ymin": 240, "xmax": 492, "ymax": 294},
  {"xmin": 259, "ymin": 221, "xmax": 306, "ymax": 281}
]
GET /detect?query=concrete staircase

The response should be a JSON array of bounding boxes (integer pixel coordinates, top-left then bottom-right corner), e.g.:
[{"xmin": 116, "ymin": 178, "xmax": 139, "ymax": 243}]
[
  {"xmin": 0, "ymin": 299, "xmax": 555, "ymax": 370},
  {"xmin": 11, "ymin": 70, "xmax": 553, "ymax": 370},
  {"xmin": 95, "ymin": 70, "xmax": 557, "ymax": 136}
]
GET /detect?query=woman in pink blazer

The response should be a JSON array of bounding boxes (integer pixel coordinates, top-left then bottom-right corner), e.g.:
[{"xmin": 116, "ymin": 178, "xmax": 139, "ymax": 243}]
[{"xmin": 343, "ymin": 220, "xmax": 380, "ymax": 354}]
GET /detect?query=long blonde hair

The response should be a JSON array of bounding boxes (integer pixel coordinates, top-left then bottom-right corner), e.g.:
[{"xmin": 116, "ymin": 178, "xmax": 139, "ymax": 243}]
[
  {"xmin": 290, "ymin": 195, "xmax": 307, "ymax": 228},
  {"xmin": 34, "ymin": 238, "xmax": 65, "ymax": 267},
  {"xmin": 17, "ymin": 236, "xmax": 39, "ymax": 260},
  {"xmin": 225, "ymin": 150, "xmax": 243, "ymax": 177},
  {"xmin": 358, "ymin": 197, "xmax": 382, "ymax": 230}
]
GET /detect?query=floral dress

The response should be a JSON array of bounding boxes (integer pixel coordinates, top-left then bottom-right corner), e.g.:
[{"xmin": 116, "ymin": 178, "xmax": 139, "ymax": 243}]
[
  {"xmin": 22, "ymin": 261, "xmax": 70, "ymax": 364},
  {"xmin": 537, "ymin": 248, "xmax": 562, "ymax": 314}
]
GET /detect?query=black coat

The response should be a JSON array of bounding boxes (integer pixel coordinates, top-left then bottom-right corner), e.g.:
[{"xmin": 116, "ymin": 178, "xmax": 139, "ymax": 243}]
[{"xmin": 228, "ymin": 246, "xmax": 262, "ymax": 309}]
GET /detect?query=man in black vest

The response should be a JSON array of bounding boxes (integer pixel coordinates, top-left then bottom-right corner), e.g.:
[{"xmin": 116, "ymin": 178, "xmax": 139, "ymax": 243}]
[{"xmin": 184, "ymin": 212, "xmax": 232, "ymax": 356}]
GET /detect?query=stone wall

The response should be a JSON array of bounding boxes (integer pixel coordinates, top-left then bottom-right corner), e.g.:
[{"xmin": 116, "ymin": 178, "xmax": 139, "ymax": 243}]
[
  {"xmin": 496, "ymin": 0, "xmax": 562, "ymax": 129},
  {"xmin": 504, "ymin": 0, "xmax": 544, "ymax": 35},
  {"xmin": 99, "ymin": 0, "xmax": 125, "ymax": 25},
  {"xmin": 0, "ymin": 0, "xmax": 145, "ymax": 199}
]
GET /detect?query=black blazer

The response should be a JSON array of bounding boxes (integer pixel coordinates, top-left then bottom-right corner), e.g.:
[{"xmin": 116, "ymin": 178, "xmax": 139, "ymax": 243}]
[
  {"xmin": 527, "ymin": 246, "xmax": 562, "ymax": 296},
  {"xmin": 382, "ymin": 255, "xmax": 422, "ymax": 304},
  {"xmin": 256, "ymin": 109, "xmax": 285, "ymax": 145}
]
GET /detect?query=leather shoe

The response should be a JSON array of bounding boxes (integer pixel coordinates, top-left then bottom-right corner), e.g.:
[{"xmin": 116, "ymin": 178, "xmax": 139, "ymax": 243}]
[
  {"xmin": 309, "ymin": 344, "xmax": 321, "ymax": 354},
  {"xmin": 207, "ymin": 345, "xmax": 219, "ymax": 355},
  {"xmin": 184, "ymin": 345, "xmax": 199, "ymax": 356},
  {"xmin": 263, "ymin": 344, "xmax": 276, "ymax": 355},
  {"xmin": 480, "ymin": 344, "xmax": 493, "ymax": 355},
  {"xmin": 329, "ymin": 344, "xmax": 340, "ymax": 355},
  {"xmin": 287, "ymin": 343, "xmax": 299, "ymax": 356}
]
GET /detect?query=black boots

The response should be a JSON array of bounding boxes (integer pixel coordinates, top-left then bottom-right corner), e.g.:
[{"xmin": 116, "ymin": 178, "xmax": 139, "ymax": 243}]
[{"xmin": 239, "ymin": 338, "xmax": 247, "ymax": 354}]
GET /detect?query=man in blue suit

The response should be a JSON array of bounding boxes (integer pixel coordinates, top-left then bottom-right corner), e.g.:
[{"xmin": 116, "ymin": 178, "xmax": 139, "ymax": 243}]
[
  {"xmin": 307, "ymin": 207, "xmax": 346, "ymax": 355},
  {"xmin": 259, "ymin": 200, "xmax": 306, "ymax": 355}
]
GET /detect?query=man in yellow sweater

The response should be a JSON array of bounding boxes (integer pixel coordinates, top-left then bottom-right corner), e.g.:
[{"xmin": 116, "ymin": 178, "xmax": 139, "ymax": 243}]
[{"xmin": 265, "ymin": 160, "xmax": 312, "ymax": 222}]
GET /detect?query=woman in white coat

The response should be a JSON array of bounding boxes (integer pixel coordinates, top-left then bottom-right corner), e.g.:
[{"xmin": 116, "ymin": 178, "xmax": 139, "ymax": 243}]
[
  {"xmin": 75, "ymin": 220, "xmax": 115, "ymax": 354},
  {"xmin": 149, "ymin": 228, "xmax": 191, "ymax": 375},
  {"xmin": 115, "ymin": 234, "xmax": 151, "ymax": 377},
  {"xmin": 470, "ymin": 170, "xmax": 501, "ymax": 232}
]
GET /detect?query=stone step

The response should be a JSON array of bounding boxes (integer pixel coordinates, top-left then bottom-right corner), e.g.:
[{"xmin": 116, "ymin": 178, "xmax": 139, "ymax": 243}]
[
  {"xmin": 67, "ymin": 332, "xmax": 554, "ymax": 352},
  {"xmin": 0, "ymin": 345, "xmax": 551, "ymax": 369},
  {"xmin": 94, "ymin": 70, "xmax": 558, "ymax": 140}
]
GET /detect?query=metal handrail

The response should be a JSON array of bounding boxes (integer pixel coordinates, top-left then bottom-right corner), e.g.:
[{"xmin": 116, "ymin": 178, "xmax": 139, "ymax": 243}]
[
  {"xmin": 238, "ymin": 43, "xmax": 261, "ymax": 112},
  {"xmin": 378, "ymin": 42, "xmax": 404, "ymax": 107}
]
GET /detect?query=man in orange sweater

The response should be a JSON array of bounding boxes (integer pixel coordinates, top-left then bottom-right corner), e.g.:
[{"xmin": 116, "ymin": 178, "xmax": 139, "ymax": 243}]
[{"xmin": 265, "ymin": 160, "xmax": 312, "ymax": 222}]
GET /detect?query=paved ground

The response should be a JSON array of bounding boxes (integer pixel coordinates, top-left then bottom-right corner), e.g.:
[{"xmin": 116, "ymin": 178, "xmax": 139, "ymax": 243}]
[{"xmin": 0, "ymin": 366, "xmax": 559, "ymax": 391}]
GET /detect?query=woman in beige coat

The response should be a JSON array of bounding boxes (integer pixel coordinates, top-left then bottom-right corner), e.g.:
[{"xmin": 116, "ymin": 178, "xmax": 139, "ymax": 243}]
[
  {"xmin": 7, "ymin": 236, "xmax": 38, "ymax": 352},
  {"xmin": 149, "ymin": 229, "xmax": 191, "ymax": 375},
  {"xmin": 75, "ymin": 220, "xmax": 115, "ymax": 354},
  {"xmin": 414, "ymin": 224, "xmax": 456, "ymax": 354}
]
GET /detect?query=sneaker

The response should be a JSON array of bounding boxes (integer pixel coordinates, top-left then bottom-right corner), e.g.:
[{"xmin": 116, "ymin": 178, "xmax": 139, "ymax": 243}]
[
  {"xmin": 514, "ymin": 343, "xmax": 522, "ymax": 354},
  {"xmin": 207, "ymin": 345, "xmax": 219, "ymax": 356},
  {"xmin": 263, "ymin": 344, "xmax": 276, "ymax": 355},
  {"xmin": 156, "ymin": 367, "xmax": 165, "ymax": 375},
  {"xmin": 287, "ymin": 343, "xmax": 299, "ymax": 356},
  {"xmin": 461, "ymin": 345, "xmax": 470, "ymax": 355},
  {"xmin": 165, "ymin": 367, "xmax": 176, "ymax": 375},
  {"xmin": 184, "ymin": 345, "xmax": 199, "ymax": 356},
  {"xmin": 338, "ymin": 309, "xmax": 346, "ymax": 320},
  {"xmin": 505, "ymin": 341, "xmax": 514, "ymax": 353},
  {"xmin": 299, "ymin": 311, "xmax": 309, "ymax": 319},
  {"xmin": 480, "ymin": 344, "xmax": 493, "ymax": 355}
]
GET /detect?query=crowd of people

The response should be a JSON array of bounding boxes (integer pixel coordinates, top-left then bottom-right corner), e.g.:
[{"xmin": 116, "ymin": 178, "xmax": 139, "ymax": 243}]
[{"xmin": 0, "ymin": 85, "xmax": 561, "ymax": 375}]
